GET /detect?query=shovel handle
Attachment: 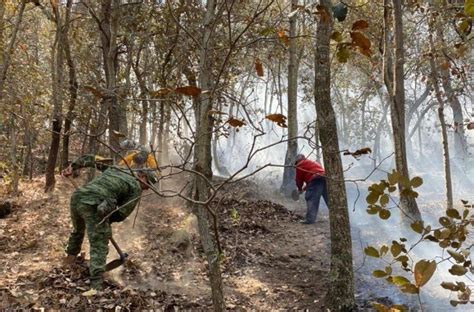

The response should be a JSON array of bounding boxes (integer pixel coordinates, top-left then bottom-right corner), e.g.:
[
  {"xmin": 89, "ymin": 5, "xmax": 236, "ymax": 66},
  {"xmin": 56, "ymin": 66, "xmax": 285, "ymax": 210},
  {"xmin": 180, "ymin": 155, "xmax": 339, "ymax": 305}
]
[{"xmin": 110, "ymin": 236, "xmax": 127, "ymax": 260}]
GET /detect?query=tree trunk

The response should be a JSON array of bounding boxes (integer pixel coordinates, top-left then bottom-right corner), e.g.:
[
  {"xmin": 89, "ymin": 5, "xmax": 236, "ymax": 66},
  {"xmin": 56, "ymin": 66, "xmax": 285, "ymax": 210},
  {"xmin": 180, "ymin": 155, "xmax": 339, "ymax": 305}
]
[
  {"xmin": 60, "ymin": 0, "xmax": 77, "ymax": 170},
  {"xmin": 388, "ymin": 0, "xmax": 421, "ymax": 221},
  {"xmin": 10, "ymin": 114, "xmax": 19, "ymax": 195},
  {"xmin": 428, "ymin": 23, "xmax": 453, "ymax": 210},
  {"xmin": 98, "ymin": 0, "xmax": 126, "ymax": 155},
  {"xmin": 192, "ymin": 0, "xmax": 225, "ymax": 310},
  {"xmin": 435, "ymin": 26, "xmax": 467, "ymax": 159},
  {"xmin": 280, "ymin": 0, "xmax": 299, "ymax": 197},
  {"xmin": 0, "ymin": 0, "xmax": 26, "ymax": 97},
  {"xmin": 45, "ymin": 4, "xmax": 66, "ymax": 192},
  {"xmin": 314, "ymin": 1, "xmax": 354, "ymax": 310}
]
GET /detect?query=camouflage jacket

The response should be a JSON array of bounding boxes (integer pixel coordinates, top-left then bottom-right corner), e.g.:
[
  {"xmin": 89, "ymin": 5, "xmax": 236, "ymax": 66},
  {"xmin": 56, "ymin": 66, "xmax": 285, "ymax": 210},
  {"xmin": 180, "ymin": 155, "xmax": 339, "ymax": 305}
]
[{"xmin": 71, "ymin": 155, "xmax": 141, "ymax": 222}]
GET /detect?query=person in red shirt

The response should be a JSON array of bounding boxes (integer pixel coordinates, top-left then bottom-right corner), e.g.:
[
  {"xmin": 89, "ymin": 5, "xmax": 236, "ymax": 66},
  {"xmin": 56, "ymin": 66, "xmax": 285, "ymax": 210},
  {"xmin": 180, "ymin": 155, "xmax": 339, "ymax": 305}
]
[{"xmin": 295, "ymin": 154, "xmax": 328, "ymax": 224}]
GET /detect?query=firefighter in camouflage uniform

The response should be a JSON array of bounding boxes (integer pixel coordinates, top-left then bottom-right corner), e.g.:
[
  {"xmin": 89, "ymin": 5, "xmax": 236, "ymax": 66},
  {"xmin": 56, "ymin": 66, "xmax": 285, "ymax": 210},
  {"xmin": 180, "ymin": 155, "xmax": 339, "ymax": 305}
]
[{"xmin": 62, "ymin": 154, "xmax": 157, "ymax": 289}]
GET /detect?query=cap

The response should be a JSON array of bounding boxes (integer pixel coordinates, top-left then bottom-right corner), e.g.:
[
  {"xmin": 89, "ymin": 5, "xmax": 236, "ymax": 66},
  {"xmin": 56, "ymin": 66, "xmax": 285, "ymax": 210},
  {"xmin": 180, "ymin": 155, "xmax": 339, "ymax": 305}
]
[{"xmin": 294, "ymin": 154, "xmax": 305, "ymax": 165}]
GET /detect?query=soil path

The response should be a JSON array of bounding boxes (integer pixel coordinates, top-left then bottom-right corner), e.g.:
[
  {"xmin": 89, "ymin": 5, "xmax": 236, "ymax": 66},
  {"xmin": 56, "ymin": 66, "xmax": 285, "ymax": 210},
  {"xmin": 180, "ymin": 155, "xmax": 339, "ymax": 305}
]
[{"xmin": 1, "ymin": 175, "xmax": 331, "ymax": 310}]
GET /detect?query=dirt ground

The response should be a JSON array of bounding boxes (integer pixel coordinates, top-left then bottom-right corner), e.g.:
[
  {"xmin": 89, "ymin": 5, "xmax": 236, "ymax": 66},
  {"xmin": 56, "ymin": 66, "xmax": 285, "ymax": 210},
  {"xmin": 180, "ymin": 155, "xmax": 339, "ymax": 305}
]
[{"xmin": 0, "ymin": 174, "xmax": 334, "ymax": 311}]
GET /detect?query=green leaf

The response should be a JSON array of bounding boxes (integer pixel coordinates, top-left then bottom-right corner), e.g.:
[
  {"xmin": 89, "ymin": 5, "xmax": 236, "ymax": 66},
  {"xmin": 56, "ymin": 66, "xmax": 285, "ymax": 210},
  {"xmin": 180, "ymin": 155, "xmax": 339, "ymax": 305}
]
[
  {"xmin": 410, "ymin": 177, "xmax": 423, "ymax": 188},
  {"xmin": 399, "ymin": 176, "xmax": 410, "ymax": 188},
  {"xmin": 446, "ymin": 209, "xmax": 461, "ymax": 219},
  {"xmin": 388, "ymin": 186, "xmax": 397, "ymax": 192},
  {"xmin": 336, "ymin": 45, "xmax": 351, "ymax": 63},
  {"xmin": 371, "ymin": 302, "xmax": 389, "ymax": 312},
  {"xmin": 388, "ymin": 170, "xmax": 400, "ymax": 185},
  {"xmin": 410, "ymin": 220, "xmax": 424, "ymax": 234},
  {"xmin": 395, "ymin": 255, "xmax": 409, "ymax": 263},
  {"xmin": 385, "ymin": 265, "xmax": 392, "ymax": 275},
  {"xmin": 390, "ymin": 305, "xmax": 407, "ymax": 312},
  {"xmin": 424, "ymin": 235, "xmax": 439, "ymax": 242},
  {"xmin": 380, "ymin": 245, "xmax": 389, "ymax": 257},
  {"xmin": 440, "ymin": 282, "xmax": 460, "ymax": 291},
  {"xmin": 373, "ymin": 270, "xmax": 388, "ymax": 278},
  {"xmin": 465, "ymin": 0, "xmax": 474, "ymax": 18},
  {"xmin": 392, "ymin": 276, "xmax": 410, "ymax": 286},
  {"xmin": 380, "ymin": 194, "xmax": 389, "ymax": 206},
  {"xmin": 391, "ymin": 242, "xmax": 402, "ymax": 257},
  {"xmin": 414, "ymin": 260, "xmax": 436, "ymax": 287},
  {"xmin": 449, "ymin": 264, "xmax": 467, "ymax": 276},
  {"xmin": 439, "ymin": 217, "xmax": 451, "ymax": 227},
  {"xmin": 330, "ymin": 31, "xmax": 343, "ymax": 42},
  {"xmin": 367, "ymin": 205, "xmax": 379, "ymax": 215},
  {"xmin": 379, "ymin": 209, "xmax": 391, "ymax": 220},
  {"xmin": 364, "ymin": 246, "xmax": 380, "ymax": 258},
  {"xmin": 400, "ymin": 283, "xmax": 419, "ymax": 294},
  {"xmin": 366, "ymin": 191, "xmax": 379, "ymax": 205},
  {"xmin": 448, "ymin": 250, "xmax": 465, "ymax": 263}
]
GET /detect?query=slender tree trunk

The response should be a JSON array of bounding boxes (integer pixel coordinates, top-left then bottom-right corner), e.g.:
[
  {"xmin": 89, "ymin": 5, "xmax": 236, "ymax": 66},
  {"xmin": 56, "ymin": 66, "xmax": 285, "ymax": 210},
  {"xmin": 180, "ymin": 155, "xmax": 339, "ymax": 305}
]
[
  {"xmin": 45, "ymin": 5, "xmax": 66, "ymax": 192},
  {"xmin": 61, "ymin": 0, "xmax": 77, "ymax": 170},
  {"xmin": 428, "ymin": 23, "xmax": 453, "ymax": 210},
  {"xmin": 387, "ymin": 0, "xmax": 421, "ymax": 221},
  {"xmin": 98, "ymin": 0, "xmax": 126, "ymax": 155},
  {"xmin": 10, "ymin": 114, "xmax": 19, "ymax": 195},
  {"xmin": 280, "ymin": 0, "xmax": 299, "ymax": 197},
  {"xmin": 314, "ymin": 1, "xmax": 354, "ymax": 310},
  {"xmin": 435, "ymin": 26, "xmax": 467, "ymax": 159},
  {"xmin": 192, "ymin": 0, "xmax": 225, "ymax": 309},
  {"xmin": 0, "ymin": 0, "xmax": 26, "ymax": 97}
]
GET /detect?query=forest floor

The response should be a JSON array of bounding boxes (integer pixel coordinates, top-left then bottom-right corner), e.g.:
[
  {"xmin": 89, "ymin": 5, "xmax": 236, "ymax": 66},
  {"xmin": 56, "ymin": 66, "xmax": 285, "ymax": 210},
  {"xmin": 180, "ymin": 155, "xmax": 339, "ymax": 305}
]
[{"xmin": 0, "ymin": 173, "xmax": 411, "ymax": 311}]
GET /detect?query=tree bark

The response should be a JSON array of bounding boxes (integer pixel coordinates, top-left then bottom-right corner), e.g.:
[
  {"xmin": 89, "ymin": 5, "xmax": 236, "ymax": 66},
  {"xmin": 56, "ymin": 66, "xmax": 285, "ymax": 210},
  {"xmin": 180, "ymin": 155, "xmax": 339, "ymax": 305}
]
[
  {"xmin": 60, "ymin": 0, "xmax": 77, "ymax": 170},
  {"xmin": 45, "ymin": 3, "xmax": 66, "ymax": 192},
  {"xmin": 98, "ymin": 0, "xmax": 126, "ymax": 155},
  {"xmin": 0, "ymin": 0, "xmax": 26, "ymax": 97},
  {"xmin": 280, "ymin": 0, "xmax": 299, "ymax": 197},
  {"xmin": 428, "ymin": 22, "xmax": 453, "ymax": 210},
  {"xmin": 314, "ymin": 1, "xmax": 355, "ymax": 310},
  {"xmin": 387, "ymin": 0, "xmax": 421, "ymax": 221},
  {"xmin": 192, "ymin": 0, "xmax": 225, "ymax": 310},
  {"xmin": 435, "ymin": 26, "xmax": 467, "ymax": 159}
]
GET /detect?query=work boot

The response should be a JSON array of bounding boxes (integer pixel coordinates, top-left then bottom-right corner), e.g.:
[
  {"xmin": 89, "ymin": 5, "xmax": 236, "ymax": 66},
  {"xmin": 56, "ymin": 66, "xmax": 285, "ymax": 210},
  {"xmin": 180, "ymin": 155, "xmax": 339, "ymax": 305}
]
[
  {"xmin": 90, "ymin": 277, "xmax": 104, "ymax": 290},
  {"xmin": 299, "ymin": 220, "xmax": 315, "ymax": 225},
  {"xmin": 62, "ymin": 255, "xmax": 78, "ymax": 267}
]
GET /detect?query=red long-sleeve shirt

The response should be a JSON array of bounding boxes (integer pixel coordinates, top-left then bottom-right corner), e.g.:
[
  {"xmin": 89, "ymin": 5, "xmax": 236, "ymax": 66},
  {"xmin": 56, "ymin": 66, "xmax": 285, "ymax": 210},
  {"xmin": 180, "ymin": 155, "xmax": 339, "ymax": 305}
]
[{"xmin": 295, "ymin": 159, "xmax": 325, "ymax": 191}]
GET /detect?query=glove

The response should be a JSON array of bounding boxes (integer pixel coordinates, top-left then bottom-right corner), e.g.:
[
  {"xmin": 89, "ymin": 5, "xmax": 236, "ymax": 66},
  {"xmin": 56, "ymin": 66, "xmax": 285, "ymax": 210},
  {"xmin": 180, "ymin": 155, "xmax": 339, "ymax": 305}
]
[{"xmin": 97, "ymin": 198, "xmax": 117, "ymax": 218}]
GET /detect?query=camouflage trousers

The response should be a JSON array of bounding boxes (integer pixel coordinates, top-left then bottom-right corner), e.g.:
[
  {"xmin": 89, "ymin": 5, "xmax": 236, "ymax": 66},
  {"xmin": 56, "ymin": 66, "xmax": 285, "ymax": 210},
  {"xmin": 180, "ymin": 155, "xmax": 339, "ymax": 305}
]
[{"xmin": 65, "ymin": 192, "xmax": 111, "ymax": 289}]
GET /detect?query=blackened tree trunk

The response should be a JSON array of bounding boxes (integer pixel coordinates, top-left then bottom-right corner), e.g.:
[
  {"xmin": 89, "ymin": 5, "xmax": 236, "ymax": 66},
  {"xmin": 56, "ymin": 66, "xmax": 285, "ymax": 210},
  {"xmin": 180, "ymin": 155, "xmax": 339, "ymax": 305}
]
[
  {"xmin": 60, "ymin": 0, "xmax": 77, "ymax": 170},
  {"xmin": 45, "ymin": 3, "xmax": 66, "ymax": 192},
  {"xmin": 387, "ymin": 0, "xmax": 421, "ymax": 221},
  {"xmin": 280, "ymin": 0, "xmax": 299, "ymax": 197},
  {"xmin": 314, "ymin": 1, "xmax": 355, "ymax": 310}
]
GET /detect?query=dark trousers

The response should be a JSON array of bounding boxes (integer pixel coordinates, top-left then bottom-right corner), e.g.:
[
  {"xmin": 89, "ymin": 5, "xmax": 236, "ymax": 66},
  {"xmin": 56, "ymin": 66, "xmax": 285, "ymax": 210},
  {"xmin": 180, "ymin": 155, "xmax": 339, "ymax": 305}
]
[{"xmin": 304, "ymin": 177, "xmax": 328, "ymax": 223}]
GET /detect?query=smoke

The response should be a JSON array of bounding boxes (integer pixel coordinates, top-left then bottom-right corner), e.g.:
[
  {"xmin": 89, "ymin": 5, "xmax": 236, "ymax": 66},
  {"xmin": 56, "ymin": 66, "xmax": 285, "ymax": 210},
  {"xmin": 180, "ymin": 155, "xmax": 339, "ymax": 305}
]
[{"xmin": 203, "ymin": 76, "xmax": 474, "ymax": 310}]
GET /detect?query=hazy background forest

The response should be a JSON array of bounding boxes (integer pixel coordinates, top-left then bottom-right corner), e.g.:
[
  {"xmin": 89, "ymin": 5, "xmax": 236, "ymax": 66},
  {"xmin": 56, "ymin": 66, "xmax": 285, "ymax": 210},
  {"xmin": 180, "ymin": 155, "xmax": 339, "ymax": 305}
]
[{"xmin": 0, "ymin": 0, "xmax": 473, "ymax": 311}]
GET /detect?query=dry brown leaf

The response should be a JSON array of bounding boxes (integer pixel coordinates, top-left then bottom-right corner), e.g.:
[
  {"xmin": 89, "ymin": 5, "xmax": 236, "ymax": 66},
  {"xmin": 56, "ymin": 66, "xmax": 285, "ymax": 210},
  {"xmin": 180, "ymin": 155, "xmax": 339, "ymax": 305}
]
[
  {"xmin": 83, "ymin": 86, "xmax": 104, "ymax": 98},
  {"xmin": 255, "ymin": 58, "xmax": 264, "ymax": 77},
  {"xmin": 266, "ymin": 114, "xmax": 287, "ymax": 128},
  {"xmin": 350, "ymin": 31, "xmax": 371, "ymax": 51},
  {"xmin": 277, "ymin": 29, "xmax": 289, "ymax": 47},
  {"xmin": 175, "ymin": 86, "xmax": 202, "ymax": 97},
  {"xmin": 150, "ymin": 88, "xmax": 173, "ymax": 98},
  {"xmin": 467, "ymin": 122, "xmax": 474, "ymax": 130},
  {"xmin": 208, "ymin": 110, "xmax": 227, "ymax": 116},
  {"xmin": 352, "ymin": 20, "xmax": 369, "ymax": 31},
  {"xmin": 227, "ymin": 118, "xmax": 246, "ymax": 128}
]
